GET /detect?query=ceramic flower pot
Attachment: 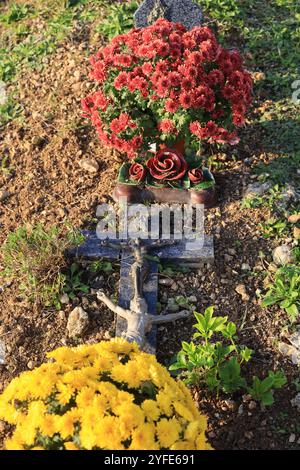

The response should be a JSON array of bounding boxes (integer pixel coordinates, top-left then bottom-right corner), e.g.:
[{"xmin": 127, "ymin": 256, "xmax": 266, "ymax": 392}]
[{"xmin": 113, "ymin": 164, "xmax": 217, "ymax": 207}]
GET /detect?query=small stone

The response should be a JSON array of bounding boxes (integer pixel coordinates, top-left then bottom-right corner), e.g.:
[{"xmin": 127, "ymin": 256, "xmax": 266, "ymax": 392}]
[
  {"xmin": 188, "ymin": 295, "xmax": 197, "ymax": 303},
  {"xmin": 158, "ymin": 278, "xmax": 173, "ymax": 287},
  {"xmin": 224, "ymin": 399, "xmax": 237, "ymax": 411},
  {"xmin": 170, "ymin": 281, "xmax": 178, "ymax": 291},
  {"xmin": 27, "ymin": 360, "xmax": 35, "ymax": 370},
  {"xmin": 103, "ymin": 331, "xmax": 112, "ymax": 340},
  {"xmin": 235, "ymin": 284, "xmax": 250, "ymax": 301},
  {"xmin": 241, "ymin": 263, "xmax": 251, "ymax": 271},
  {"xmin": 244, "ymin": 182, "xmax": 271, "ymax": 198},
  {"xmin": 248, "ymin": 400, "xmax": 257, "ymax": 410},
  {"xmin": 79, "ymin": 158, "xmax": 99, "ymax": 173},
  {"xmin": 224, "ymin": 254, "xmax": 233, "ymax": 262},
  {"xmin": 227, "ymin": 248, "xmax": 236, "ymax": 256},
  {"xmin": 288, "ymin": 213, "xmax": 300, "ymax": 224},
  {"xmin": 67, "ymin": 307, "xmax": 89, "ymax": 338},
  {"xmin": 278, "ymin": 342, "xmax": 300, "ymax": 365},
  {"xmin": 0, "ymin": 190, "xmax": 11, "ymax": 202},
  {"xmin": 294, "ymin": 227, "xmax": 300, "ymax": 239},
  {"xmin": 289, "ymin": 433, "xmax": 296, "ymax": 443},
  {"xmin": 58, "ymin": 311, "xmax": 66, "ymax": 321},
  {"xmin": 238, "ymin": 404, "xmax": 244, "ymax": 415},
  {"xmin": 291, "ymin": 393, "xmax": 300, "ymax": 410},
  {"xmin": 60, "ymin": 293, "xmax": 69, "ymax": 304},
  {"xmin": 273, "ymin": 245, "xmax": 295, "ymax": 266},
  {"xmin": 244, "ymin": 431, "xmax": 254, "ymax": 440}
]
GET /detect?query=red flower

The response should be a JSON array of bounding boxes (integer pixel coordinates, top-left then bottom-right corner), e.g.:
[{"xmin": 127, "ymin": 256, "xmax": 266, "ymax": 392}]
[
  {"xmin": 158, "ymin": 119, "xmax": 176, "ymax": 134},
  {"xmin": 83, "ymin": 19, "xmax": 253, "ymax": 158},
  {"xmin": 179, "ymin": 92, "xmax": 192, "ymax": 109},
  {"xmin": 188, "ymin": 168, "xmax": 204, "ymax": 184},
  {"xmin": 129, "ymin": 162, "xmax": 146, "ymax": 182},
  {"xmin": 147, "ymin": 149, "xmax": 188, "ymax": 181}
]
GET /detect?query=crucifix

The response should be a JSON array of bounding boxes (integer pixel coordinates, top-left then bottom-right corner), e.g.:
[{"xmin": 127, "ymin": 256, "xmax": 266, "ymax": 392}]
[{"xmin": 69, "ymin": 231, "xmax": 213, "ymax": 353}]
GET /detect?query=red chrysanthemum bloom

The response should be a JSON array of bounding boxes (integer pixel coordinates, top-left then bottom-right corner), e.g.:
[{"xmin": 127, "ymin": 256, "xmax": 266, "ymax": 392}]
[
  {"xmin": 83, "ymin": 19, "xmax": 253, "ymax": 157},
  {"xmin": 158, "ymin": 119, "xmax": 176, "ymax": 134}
]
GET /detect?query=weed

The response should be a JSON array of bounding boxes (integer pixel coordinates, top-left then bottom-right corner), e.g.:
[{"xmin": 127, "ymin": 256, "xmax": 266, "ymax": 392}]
[
  {"xmin": 247, "ymin": 371, "xmax": 287, "ymax": 406},
  {"xmin": 0, "ymin": 3, "xmax": 34, "ymax": 24},
  {"xmin": 94, "ymin": 1, "xmax": 138, "ymax": 40},
  {"xmin": 0, "ymin": 223, "xmax": 84, "ymax": 309},
  {"xmin": 62, "ymin": 262, "xmax": 89, "ymax": 300},
  {"xmin": 170, "ymin": 306, "xmax": 287, "ymax": 404},
  {"xmin": 262, "ymin": 265, "xmax": 300, "ymax": 321}
]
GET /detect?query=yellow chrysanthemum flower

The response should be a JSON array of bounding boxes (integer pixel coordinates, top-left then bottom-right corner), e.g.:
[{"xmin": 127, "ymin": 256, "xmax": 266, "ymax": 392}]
[
  {"xmin": 156, "ymin": 418, "xmax": 181, "ymax": 448},
  {"xmin": 0, "ymin": 339, "xmax": 212, "ymax": 451},
  {"xmin": 141, "ymin": 399, "xmax": 161, "ymax": 421},
  {"xmin": 130, "ymin": 422, "xmax": 158, "ymax": 450}
]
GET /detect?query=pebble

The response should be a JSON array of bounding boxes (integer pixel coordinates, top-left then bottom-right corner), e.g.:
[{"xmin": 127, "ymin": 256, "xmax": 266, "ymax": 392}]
[
  {"xmin": 238, "ymin": 404, "xmax": 244, "ymax": 415},
  {"xmin": 188, "ymin": 295, "xmax": 197, "ymax": 303},
  {"xmin": 67, "ymin": 306, "xmax": 89, "ymax": 338},
  {"xmin": 273, "ymin": 245, "xmax": 295, "ymax": 266},
  {"xmin": 158, "ymin": 278, "xmax": 173, "ymax": 287},
  {"xmin": 248, "ymin": 400, "xmax": 257, "ymax": 410},
  {"xmin": 170, "ymin": 281, "xmax": 178, "ymax": 291},
  {"xmin": 244, "ymin": 181, "xmax": 271, "ymax": 198},
  {"xmin": 27, "ymin": 360, "xmax": 35, "ymax": 370},
  {"xmin": 224, "ymin": 254, "xmax": 233, "ymax": 262},
  {"xmin": 79, "ymin": 158, "xmax": 99, "ymax": 173},
  {"xmin": 289, "ymin": 433, "xmax": 296, "ymax": 443},
  {"xmin": 241, "ymin": 263, "xmax": 251, "ymax": 271},
  {"xmin": 58, "ymin": 311, "xmax": 66, "ymax": 321},
  {"xmin": 235, "ymin": 284, "xmax": 250, "ymax": 301},
  {"xmin": 294, "ymin": 227, "xmax": 300, "ymax": 239},
  {"xmin": 288, "ymin": 213, "xmax": 300, "ymax": 224},
  {"xmin": 244, "ymin": 431, "xmax": 254, "ymax": 440},
  {"xmin": 0, "ymin": 190, "xmax": 11, "ymax": 202},
  {"xmin": 60, "ymin": 293, "xmax": 69, "ymax": 304}
]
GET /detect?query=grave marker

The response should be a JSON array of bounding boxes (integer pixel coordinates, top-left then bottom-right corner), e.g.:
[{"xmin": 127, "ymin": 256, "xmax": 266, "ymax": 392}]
[{"xmin": 134, "ymin": 0, "xmax": 203, "ymax": 30}]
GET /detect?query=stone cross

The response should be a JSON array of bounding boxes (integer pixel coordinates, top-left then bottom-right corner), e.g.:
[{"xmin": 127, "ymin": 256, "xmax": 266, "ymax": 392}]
[
  {"xmin": 69, "ymin": 231, "xmax": 213, "ymax": 353},
  {"xmin": 134, "ymin": 0, "xmax": 203, "ymax": 30}
]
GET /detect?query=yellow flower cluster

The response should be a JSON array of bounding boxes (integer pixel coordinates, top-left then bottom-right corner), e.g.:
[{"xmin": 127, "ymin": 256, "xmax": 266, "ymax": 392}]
[{"xmin": 0, "ymin": 338, "xmax": 212, "ymax": 450}]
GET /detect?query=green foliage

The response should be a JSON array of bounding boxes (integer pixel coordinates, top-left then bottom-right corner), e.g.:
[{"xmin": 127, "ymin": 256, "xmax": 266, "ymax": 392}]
[
  {"xmin": 169, "ymin": 307, "xmax": 252, "ymax": 394},
  {"xmin": 62, "ymin": 262, "xmax": 89, "ymax": 299},
  {"xmin": 0, "ymin": 223, "xmax": 84, "ymax": 308},
  {"xmin": 170, "ymin": 307, "xmax": 286, "ymax": 404},
  {"xmin": 0, "ymin": 3, "xmax": 34, "ymax": 24},
  {"xmin": 260, "ymin": 218, "xmax": 288, "ymax": 239},
  {"xmin": 94, "ymin": 1, "xmax": 138, "ymax": 40},
  {"xmin": 262, "ymin": 265, "xmax": 300, "ymax": 321},
  {"xmin": 247, "ymin": 371, "xmax": 287, "ymax": 406},
  {"xmin": 89, "ymin": 259, "xmax": 113, "ymax": 273},
  {"xmin": 241, "ymin": 184, "xmax": 283, "ymax": 210}
]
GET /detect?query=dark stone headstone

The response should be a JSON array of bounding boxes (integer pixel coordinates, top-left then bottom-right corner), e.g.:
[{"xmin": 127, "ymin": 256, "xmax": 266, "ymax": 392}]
[{"xmin": 134, "ymin": 0, "xmax": 203, "ymax": 30}]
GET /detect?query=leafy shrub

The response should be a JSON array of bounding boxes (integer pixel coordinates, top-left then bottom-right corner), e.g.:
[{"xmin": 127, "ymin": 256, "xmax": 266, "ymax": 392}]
[
  {"xmin": 0, "ymin": 338, "xmax": 212, "ymax": 450},
  {"xmin": 0, "ymin": 223, "xmax": 84, "ymax": 308},
  {"xmin": 262, "ymin": 265, "xmax": 300, "ymax": 321},
  {"xmin": 170, "ymin": 306, "xmax": 252, "ymax": 394},
  {"xmin": 247, "ymin": 371, "xmax": 287, "ymax": 406},
  {"xmin": 170, "ymin": 307, "xmax": 286, "ymax": 404}
]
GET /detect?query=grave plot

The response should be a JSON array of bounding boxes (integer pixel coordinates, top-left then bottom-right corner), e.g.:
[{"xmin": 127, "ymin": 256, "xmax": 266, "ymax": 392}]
[{"xmin": 0, "ymin": 0, "xmax": 299, "ymax": 451}]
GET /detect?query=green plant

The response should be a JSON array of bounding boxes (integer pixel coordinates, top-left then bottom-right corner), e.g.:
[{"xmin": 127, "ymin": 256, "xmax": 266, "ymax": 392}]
[
  {"xmin": 63, "ymin": 262, "xmax": 89, "ymax": 299},
  {"xmin": 262, "ymin": 265, "xmax": 300, "ymax": 321},
  {"xmin": 0, "ymin": 3, "xmax": 34, "ymax": 24},
  {"xmin": 247, "ymin": 371, "xmax": 287, "ymax": 406},
  {"xmin": 94, "ymin": 1, "xmax": 138, "ymax": 40},
  {"xmin": 260, "ymin": 218, "xmax": 288, "ymax": 239},
  {"xmin": 0, "ymin": 223, "xmax": 84, "ymax": 308},
  {"xmin": 89, "ymin": 259, "xmax": 113, "ymax": 273},
  {"xmin": 169, "ymin": 307, "xmax": 253, "ymax": 394}
]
